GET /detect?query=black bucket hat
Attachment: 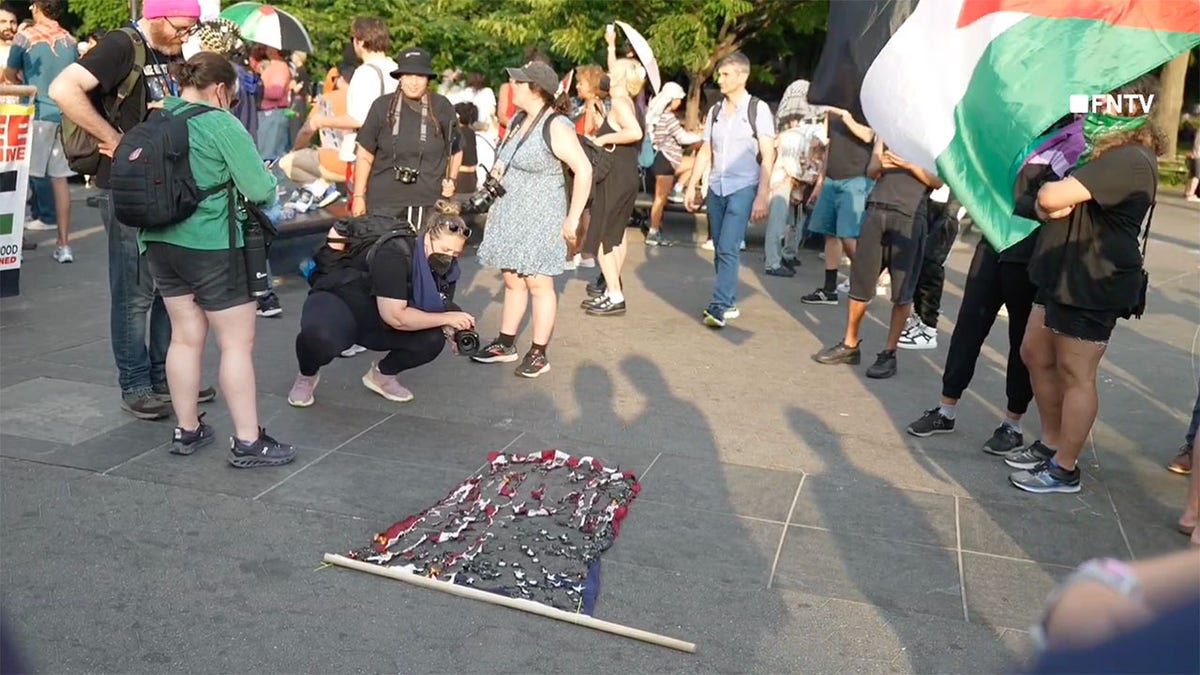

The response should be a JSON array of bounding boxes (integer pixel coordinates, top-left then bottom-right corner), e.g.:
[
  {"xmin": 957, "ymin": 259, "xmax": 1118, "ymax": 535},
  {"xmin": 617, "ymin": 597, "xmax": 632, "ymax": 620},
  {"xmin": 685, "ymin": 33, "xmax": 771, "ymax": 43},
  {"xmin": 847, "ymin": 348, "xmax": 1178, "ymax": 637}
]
[{"xmin": 391, "ymin": 47, "xmax": 435, "ymax": 78}]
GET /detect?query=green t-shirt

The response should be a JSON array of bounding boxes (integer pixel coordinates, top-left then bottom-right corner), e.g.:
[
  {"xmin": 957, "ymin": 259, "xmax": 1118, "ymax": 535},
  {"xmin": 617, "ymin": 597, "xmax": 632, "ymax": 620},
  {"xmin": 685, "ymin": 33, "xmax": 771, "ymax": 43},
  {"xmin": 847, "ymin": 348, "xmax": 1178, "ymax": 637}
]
[{"xmin": 139, "ymin": 97, "xmax": 278, "ymax": 251}]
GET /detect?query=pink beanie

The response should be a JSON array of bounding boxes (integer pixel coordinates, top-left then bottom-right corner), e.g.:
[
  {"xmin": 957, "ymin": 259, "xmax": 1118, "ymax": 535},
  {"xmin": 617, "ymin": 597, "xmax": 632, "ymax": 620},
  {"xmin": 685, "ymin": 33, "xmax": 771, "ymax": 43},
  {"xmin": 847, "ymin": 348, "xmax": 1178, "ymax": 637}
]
[{"xmin": 143, "ymin": 0, "xmax": 202, "ymax": 20}]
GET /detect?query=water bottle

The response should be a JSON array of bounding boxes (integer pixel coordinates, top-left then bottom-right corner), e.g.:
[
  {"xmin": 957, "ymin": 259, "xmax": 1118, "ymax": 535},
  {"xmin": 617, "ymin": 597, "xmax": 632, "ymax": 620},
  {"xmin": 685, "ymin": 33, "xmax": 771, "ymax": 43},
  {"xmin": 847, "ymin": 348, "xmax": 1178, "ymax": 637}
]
[
  {"xmin": 298, "ymin": 257, "xmax": 316, "ymax": 279},
  {"xmin": 243, "ymin": 223, "xmax": 271, "ymax": 297}
]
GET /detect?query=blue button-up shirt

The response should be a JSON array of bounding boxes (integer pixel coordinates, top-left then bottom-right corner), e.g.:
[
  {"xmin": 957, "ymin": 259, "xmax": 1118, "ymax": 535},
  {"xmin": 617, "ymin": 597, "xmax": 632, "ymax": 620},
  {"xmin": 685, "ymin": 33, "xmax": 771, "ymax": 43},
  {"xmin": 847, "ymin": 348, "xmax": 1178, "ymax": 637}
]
[{"xmin": 703, "ymin": 95, "xmax": 775, "ymax": 197}]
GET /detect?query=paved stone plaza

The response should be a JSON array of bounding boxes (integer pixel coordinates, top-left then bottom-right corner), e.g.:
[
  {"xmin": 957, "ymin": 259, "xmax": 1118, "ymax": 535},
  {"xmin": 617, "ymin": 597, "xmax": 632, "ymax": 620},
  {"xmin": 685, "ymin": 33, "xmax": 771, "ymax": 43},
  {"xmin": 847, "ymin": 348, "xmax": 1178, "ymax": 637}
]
[{"xmin": 1, "ymin": 187, "xmax": 1197, "ymax": 672}]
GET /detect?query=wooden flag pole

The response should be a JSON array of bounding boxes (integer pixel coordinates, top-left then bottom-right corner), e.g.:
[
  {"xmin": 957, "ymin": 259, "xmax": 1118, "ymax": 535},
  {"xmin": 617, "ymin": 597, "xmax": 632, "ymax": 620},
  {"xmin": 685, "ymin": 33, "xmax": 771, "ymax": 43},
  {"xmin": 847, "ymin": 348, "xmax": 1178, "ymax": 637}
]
[{"xmin": 323, "ymin": 553, "xmax": 697, "ymax": 654}]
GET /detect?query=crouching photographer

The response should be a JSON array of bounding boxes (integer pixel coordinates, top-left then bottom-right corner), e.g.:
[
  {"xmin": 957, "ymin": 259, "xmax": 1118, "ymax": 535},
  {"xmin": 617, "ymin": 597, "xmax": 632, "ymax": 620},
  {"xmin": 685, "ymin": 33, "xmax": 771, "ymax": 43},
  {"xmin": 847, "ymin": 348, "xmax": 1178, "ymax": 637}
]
[{"xmin": 288, "ymin": 201, "xmax": 474, "ymax": 407}]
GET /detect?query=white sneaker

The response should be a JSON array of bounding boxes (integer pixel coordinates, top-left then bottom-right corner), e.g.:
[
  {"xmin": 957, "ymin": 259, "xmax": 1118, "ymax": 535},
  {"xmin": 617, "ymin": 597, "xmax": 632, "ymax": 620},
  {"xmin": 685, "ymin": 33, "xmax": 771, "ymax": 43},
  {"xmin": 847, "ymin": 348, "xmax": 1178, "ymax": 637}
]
[
  {"xmin": 339, "ymin": 344, "xmax": 367, "ymax": 358},
  {"xmin": 24, "ymin": 218, "xmax": 54, "ymax": 231},
  {"xmin": 836, "ymin": 279, "xmax": 850, "ymax": 295},
  {"xmin": 739, "ymin": 240, "xmax": 746, "ymax": 251},
  {"xmin": 52, "ymin": 245, "xmax": 73, "ymax": 263},
  {"xmin": 898, "ymin": 321, "xmax": 938, "ymax": 350},
  {"xmin": 701, "ymin": 239, "xmax": 714, "ymax": 251},
  {"xmin": 1186, "ymin": 194, "xmax": 1200, "ymax": 203},
  {"xmin": 562, "ymin": 256, "xmax": 577, "ymax": 271},
  {"xmin": 998, "ymin": 304, "xmax": 1009, "ymax": 318},
  {"xmin": 578, "ymin": 256, "xmax": 596, "ymax": 268}
]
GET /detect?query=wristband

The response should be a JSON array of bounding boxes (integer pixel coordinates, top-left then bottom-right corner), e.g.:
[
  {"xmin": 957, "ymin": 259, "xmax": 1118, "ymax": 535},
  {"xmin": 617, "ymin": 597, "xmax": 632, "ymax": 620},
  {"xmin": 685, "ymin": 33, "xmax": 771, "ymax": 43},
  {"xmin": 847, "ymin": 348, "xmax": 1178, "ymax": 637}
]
[{"xmin": 1030, "ymin": 558, "xmax": 1145, "ymax": 652}]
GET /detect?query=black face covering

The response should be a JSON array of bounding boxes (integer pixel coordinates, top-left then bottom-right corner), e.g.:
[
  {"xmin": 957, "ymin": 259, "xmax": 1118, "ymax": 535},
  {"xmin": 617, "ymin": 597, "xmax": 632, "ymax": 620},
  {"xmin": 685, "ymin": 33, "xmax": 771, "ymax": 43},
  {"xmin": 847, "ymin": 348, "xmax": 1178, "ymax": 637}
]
[{"xmin": 429, "ymin": 252, "xmax": 454, "ymax": 277}]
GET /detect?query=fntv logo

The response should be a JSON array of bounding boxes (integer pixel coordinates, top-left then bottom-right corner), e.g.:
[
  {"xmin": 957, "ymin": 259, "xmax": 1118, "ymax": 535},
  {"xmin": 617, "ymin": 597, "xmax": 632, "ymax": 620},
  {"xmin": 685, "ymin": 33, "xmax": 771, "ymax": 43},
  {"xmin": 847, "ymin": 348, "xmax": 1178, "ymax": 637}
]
[{"xmin": 1068, "ymin": 93, "xmax": 1155, "ymax": 115}]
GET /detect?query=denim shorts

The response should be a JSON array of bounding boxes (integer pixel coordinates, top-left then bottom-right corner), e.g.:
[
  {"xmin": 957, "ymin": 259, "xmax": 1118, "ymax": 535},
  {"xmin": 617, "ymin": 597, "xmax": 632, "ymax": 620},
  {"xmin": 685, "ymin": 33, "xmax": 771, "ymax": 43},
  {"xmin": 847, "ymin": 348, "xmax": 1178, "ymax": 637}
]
[{"xmin": 808, "ymin": 175, "xmax": 874, "ymax": 239}]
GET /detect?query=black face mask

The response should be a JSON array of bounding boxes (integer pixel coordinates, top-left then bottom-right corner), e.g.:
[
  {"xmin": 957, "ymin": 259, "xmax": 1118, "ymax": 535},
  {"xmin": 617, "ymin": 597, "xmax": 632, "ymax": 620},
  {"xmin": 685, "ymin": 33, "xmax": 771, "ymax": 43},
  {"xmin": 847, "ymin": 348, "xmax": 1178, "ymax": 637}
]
[{"xmin": 429, "ymin": 253, "xmax": 454, "ymax": 277}]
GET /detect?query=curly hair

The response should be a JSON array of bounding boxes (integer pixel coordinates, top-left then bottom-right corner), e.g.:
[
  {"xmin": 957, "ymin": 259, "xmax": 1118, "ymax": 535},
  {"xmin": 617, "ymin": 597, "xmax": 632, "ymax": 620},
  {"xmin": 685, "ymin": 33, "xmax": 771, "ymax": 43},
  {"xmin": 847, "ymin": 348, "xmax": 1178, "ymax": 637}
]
[{"xmin": 1091, "ymin": 73, "xmax": 1166, "ymax": 161}]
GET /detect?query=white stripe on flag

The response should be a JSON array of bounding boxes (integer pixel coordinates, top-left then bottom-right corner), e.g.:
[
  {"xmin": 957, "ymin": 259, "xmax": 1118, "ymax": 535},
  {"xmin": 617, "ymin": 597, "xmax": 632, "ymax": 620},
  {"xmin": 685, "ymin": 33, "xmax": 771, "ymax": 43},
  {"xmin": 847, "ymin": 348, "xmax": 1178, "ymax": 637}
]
[{"xmin": 861, "ymin": 0, "xmax": 1027, "ymax": 174}]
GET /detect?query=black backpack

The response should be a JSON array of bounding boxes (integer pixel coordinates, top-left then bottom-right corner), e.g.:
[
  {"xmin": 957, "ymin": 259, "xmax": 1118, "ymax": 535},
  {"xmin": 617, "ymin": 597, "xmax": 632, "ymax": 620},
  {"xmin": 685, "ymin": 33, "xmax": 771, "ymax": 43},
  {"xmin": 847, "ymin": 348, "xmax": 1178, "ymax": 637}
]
[
  {"xmin": 110, "ymin": 105, "xmax": 229, "ymax": 229},
  {"xmin": 308, "ymin": 215, "xmax": 417, "ymax": 292},
  {"xmin": 508, "ymin": 109, "xmax": 615, "ymax": 188}
]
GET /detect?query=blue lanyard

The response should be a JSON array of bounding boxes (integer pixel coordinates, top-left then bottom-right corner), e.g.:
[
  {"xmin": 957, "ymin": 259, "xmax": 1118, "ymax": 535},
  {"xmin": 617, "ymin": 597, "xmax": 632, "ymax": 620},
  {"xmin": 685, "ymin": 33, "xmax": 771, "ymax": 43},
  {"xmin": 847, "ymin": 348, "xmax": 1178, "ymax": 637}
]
[{"xmin": 129, "ymin": 22, "xmax": 178, "ymax": 97}]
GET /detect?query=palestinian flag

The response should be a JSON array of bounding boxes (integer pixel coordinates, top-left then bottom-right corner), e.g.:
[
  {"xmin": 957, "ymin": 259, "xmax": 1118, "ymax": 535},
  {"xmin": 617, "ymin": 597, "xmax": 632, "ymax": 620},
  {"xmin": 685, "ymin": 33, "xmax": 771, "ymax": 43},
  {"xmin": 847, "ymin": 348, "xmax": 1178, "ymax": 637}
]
[{"xmin": 817, "ymin": 0, "xmax": 1200, "ymax": 251}]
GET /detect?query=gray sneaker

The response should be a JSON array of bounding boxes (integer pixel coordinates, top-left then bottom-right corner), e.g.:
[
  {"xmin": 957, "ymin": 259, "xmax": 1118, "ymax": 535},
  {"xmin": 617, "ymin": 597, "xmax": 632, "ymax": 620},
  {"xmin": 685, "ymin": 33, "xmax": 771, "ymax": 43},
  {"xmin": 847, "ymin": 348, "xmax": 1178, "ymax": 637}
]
[
  {"xmin": 152, "ymin": 383, "xmax": 217, "ymax": 404},
  {"xmin": 121, "ymin": 389, "xmax": 171, "ymax": 420},
  {"xmin": 1002, "ymin": 440, "xmax": 1056, "ymax": 469}
]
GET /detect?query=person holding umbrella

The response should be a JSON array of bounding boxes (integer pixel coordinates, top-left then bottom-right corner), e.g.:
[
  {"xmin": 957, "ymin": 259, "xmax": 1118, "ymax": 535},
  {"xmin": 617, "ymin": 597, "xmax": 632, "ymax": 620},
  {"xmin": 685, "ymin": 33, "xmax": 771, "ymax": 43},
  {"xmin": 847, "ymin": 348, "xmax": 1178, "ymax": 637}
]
[{"xmin": 351, "ymin": 47, "xmax": 462, "ymax": 226}]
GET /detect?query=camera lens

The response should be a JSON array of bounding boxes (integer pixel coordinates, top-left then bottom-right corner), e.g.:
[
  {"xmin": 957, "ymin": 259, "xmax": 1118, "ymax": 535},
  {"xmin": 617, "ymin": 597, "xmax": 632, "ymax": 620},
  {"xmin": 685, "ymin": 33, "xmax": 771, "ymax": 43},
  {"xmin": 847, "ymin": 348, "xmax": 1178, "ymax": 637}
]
[{"xmin": 455, "ymin": 329, "xmax": 480, "ymax": 356}]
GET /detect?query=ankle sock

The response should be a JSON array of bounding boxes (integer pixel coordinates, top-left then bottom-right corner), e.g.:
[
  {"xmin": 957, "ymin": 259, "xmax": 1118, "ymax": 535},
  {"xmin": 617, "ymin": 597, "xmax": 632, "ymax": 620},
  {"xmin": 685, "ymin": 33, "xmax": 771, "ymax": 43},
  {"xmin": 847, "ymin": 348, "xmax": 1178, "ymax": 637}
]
[
  {"xmin": 823, "ymin": 269, "xmax": 838, "ymax": 292},
  {"xmin": 938, "ymin": 403, "xmax": 956, "ymax": 420},
  {"xmin": 498, "ymin": 333, "xmax": 516, "ymax": 348},
  {"xmin": 532, "ymin": 342, "xmax": 547, "ymax": 356},
  {"xmin": 607, "ymin": 291, "xmax": 625, "ymax": 304},
  {"xmin": 1002, "ymin": 418, "xmax": 1022, "ymax": 433}
]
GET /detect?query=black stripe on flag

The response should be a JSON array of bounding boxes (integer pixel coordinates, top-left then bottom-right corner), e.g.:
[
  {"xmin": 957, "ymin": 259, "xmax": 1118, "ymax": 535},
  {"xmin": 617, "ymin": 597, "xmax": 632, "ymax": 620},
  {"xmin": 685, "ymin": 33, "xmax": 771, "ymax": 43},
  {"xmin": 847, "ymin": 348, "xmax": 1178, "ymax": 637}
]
[
  {"xmin": 0, "ymin": 170, "xmax": 17, "ymax": 193},
  {"xmin": 808, "ymin": 0, "xmax": 919, "ymax": 121}
]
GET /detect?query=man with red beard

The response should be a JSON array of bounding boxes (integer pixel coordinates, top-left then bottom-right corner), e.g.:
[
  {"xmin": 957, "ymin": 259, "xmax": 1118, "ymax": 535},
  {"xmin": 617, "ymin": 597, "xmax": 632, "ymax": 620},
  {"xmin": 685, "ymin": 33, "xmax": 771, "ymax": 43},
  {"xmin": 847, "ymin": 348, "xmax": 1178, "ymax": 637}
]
[{"xmin": 50, "ymin": 0, "xmax": 206, "ymax": 421}]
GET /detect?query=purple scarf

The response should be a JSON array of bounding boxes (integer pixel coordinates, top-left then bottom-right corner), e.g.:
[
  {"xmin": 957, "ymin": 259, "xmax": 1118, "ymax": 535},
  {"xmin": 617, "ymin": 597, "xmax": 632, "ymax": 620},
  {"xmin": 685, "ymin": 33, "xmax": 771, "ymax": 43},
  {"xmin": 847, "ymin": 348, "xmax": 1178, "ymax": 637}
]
[{"xmin": 1023, "ymin": 117, "xmax": 1085, "ymax": 179}]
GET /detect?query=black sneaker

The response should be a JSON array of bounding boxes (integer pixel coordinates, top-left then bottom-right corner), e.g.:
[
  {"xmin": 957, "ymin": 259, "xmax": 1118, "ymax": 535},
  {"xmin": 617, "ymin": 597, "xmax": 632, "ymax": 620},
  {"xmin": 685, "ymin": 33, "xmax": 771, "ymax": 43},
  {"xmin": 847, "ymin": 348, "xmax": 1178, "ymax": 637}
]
[
  {"xmin": 121, "ymin": 389, "xmax": 171, "ymax": 420},
  {"xmin": 471, "ymin": 340, "xmax": 520, "ymax": 364},
  {"xmin": 813, "ymin": 341, "xmax": 861, "ymax": 365},
  {"xmin": 586, "ymin": 274, "xmax": 607, "ymax": 298},
  {"xmin": 515, "ymin": 349, "xmax": 551, "ymax": 378},
  {"xmin": 866, "ymin": 350, "xmax": 898, "ymax": 379},
  {"xmin": 781, "ymin": 257, "xmax": 799, "ymax": 271},
  {"xmin": 170, "ymin": 413, "xmax": 215, "ymax": 455},
  {"xmin": 982, "ymin": 425, "xmax": 1024, "ymax": 456},
  {"xmin": 765, "ymin": 266, "xmax": 796, "ymax": 277},
  {"xmin": 152, "ymin": 383, "xmax": 217, "ymax": 404},
  {"xmin": 580, "ymin": 294, "xmax": 606, "ymax": 309},
  {"xmin": 586, "ymin": 297, "xmax": 626, "ymax": 316},
  {"xmin": 228, "ymin": 429, "xmax": 297, "ymax": 468},
  {"xmin": 801, "ymin": 288, "xmax": 838, "ymax": 305},
  {"xmin": 1003, "ymin": 440, "xmax": 1056, "ymax": 469},
  {"xmin": 906, "ymin": 408, "xmax": 955, "ymax": 437},
  {"xmin": 256, "ymin": 292, "xmax": 283, "ymax": 318}
]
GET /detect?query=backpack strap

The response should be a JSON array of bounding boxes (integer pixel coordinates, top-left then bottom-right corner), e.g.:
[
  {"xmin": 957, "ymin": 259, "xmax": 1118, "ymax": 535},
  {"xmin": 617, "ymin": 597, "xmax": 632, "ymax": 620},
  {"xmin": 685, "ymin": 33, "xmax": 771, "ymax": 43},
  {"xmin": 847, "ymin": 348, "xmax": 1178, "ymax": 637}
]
[
  {"xmin": 172, "ymin": 104, "xmax": 230, "ymax": 201},
  {"xmin": 108, "ymin": 27, "xmax": 147, "ymax": 128}
]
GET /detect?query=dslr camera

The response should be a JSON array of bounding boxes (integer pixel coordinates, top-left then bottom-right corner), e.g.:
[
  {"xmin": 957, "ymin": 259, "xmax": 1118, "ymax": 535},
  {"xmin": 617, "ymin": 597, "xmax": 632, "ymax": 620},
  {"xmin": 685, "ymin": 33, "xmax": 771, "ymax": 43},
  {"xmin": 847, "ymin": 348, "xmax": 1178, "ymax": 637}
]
[
  {"xmin": 444, "ymin": 302, "xmax": 480, "ymax": 356},
  {"xmin": 393, "ymin": 166, "xmax": 420, "ymax": 184},
  {"xmin": 465, "ymin": 174, "xmax": 506, "ymax": 213}
]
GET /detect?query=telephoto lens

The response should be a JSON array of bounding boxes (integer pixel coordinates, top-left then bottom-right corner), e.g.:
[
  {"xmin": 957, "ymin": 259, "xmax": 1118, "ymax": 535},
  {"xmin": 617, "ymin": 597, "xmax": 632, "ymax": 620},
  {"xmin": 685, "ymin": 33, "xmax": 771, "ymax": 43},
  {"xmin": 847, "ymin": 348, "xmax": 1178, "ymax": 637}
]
[{"xmin": 243, "ymin": 224, "xmax": 272, "ymax": 297}]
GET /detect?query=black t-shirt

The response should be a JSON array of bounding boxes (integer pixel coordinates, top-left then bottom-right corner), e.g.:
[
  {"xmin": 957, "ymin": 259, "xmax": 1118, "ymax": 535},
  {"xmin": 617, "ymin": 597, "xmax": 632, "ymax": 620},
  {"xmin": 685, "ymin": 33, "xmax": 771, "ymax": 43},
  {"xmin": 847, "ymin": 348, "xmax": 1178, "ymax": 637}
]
[
  {"xmin": 335, "ymin": 237, "xmax": 456, "ymax": 328},
  {"xmin": 455, "ymin": 124, "xmax": 479, "ymax": 194},
  {"xmin": 1028, "ymin": 144, "xmax": 1156, "ymax": 311},
  {"xmin": 824, "ymin": 116, "xmax": 873, "ymax": 180},
  {"xmin": 357, "ymin": 92, "xmax": 461, "ymax": 217},
  {"xmin": 77, "ymin": 28, "xmax": 179, "ymax": 189},
  {"xmin": 867, "ymin": 165, "xmax": 929, "ymax": 216}
]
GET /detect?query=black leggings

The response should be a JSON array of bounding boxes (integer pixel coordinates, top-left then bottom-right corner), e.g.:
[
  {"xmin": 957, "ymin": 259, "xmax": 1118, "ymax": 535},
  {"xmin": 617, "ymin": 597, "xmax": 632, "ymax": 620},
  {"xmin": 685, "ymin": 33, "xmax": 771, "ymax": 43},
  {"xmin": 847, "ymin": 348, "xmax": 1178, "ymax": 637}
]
[
  {"xmin": 296, "ymin": 291, "xmax": 444, "ymax": 377},
  {"xmin": 941, "ymin": 241, "xmax": 1037, "ymax": 415}
]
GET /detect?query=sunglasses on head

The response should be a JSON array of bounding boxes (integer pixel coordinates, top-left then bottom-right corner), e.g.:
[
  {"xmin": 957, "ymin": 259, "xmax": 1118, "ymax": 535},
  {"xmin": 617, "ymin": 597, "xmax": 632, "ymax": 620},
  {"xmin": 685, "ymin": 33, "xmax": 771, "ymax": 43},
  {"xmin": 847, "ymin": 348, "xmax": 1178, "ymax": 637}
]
[{"xmin": 448, "ymin": 223, "xmax": 471, "ymax": 239}]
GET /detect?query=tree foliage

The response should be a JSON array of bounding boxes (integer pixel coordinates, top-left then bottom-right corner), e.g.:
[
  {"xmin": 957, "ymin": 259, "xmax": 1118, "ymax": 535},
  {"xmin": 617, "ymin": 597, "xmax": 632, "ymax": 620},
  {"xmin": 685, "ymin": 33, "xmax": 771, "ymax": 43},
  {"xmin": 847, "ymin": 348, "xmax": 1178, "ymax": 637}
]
[{"xmin": 70, "ymin": 0, "xmax": 828, "ymax": 124}]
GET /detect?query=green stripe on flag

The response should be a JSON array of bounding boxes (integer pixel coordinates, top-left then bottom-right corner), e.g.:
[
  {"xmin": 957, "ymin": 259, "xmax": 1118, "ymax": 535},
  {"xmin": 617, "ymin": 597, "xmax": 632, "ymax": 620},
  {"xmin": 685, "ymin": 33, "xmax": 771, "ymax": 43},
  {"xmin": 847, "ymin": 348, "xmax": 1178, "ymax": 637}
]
[
  {"xmin": 0, "ymin": 213, "xmax": 13, "ymax": 236},
  {"xmin": 937, "ymin": 17, "xmax": 1200, "ymax": 252}
]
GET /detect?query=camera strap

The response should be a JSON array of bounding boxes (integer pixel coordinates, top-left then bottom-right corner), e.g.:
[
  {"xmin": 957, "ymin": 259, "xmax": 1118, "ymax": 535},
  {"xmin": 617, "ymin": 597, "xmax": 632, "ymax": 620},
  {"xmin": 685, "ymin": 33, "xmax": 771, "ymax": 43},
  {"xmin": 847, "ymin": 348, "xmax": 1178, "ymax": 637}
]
[
  {"xmin": 496, "ymin": 106, "xmax": 549, "ymax": 173},
  {"xmin": 391, "ymin": 94, "xmax": 431, "ymax": 172}
]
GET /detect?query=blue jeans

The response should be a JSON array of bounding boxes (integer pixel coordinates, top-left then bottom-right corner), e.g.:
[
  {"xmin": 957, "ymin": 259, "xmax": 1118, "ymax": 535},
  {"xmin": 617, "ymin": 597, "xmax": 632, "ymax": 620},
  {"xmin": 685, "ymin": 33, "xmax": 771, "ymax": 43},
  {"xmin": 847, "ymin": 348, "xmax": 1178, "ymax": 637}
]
[
  {"xmin": 100, "ymin": 192, "xmax": 170, "ymax": 394},
  {"xmin": 29, "ymin": 176, "xmax": 56, "ymax": 225},
  {"xmin": 256, "ymin": 109, "xmax": 291, "ymax": 161},
  {"xmin": 706, "ymin": 184, "xmax": 757, "ymax": 310},
  {"xmin": 1187, "ymin": 382, "xmax": 1200, "ymax": 446}
]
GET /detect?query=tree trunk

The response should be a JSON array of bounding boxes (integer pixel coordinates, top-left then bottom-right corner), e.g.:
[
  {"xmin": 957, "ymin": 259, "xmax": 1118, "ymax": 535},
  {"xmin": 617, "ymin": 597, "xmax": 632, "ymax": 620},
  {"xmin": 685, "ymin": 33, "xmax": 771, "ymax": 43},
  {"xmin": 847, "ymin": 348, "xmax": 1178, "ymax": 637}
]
[
  {"xmin": 1154, "ymin": 52, "xmax": 1190, "ymax": 158},
  {"xmin": 684, "ymin": 67, "xmax": 712, "ymax": 130}
]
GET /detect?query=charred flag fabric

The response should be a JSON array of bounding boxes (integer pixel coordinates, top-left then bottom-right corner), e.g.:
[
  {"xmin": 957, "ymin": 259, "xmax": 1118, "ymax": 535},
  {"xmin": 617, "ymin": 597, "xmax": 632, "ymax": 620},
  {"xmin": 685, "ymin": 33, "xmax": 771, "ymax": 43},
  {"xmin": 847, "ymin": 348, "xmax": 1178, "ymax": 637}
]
[
  {"xmin": 811, "ymin": 0, "xmax": 1200, "ymax": 252},
  {"xmin": 347, "ymin": 451, "xmax": 639, "ymax": 614}
]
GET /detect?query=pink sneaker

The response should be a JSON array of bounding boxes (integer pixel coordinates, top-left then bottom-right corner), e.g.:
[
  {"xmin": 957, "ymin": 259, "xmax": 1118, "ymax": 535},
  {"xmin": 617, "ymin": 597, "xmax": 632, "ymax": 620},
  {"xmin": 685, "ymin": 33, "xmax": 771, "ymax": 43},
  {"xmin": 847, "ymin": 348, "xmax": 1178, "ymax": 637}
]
[
  {"xmin": 362, "ymin": 363, "xmax": 414, "ymax": 402},
  {"xmin": 287, "ymin": 373, "xmax": 319, "ymax": 407}
]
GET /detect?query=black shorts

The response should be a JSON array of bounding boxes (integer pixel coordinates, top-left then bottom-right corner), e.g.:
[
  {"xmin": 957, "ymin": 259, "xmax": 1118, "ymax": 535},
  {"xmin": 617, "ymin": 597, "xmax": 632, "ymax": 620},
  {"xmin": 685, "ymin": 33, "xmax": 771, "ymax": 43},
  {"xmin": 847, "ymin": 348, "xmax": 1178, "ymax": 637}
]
[
  {"xmin": 1189, "ymin": 157, "xmax": 1200, "ymax": 179},
  {"xmin": 849, "ymin": 204, "xmax": 925, "ymax": 304},
  {"xmin": 145, "ymin": 242, "xmax": 252, "ymax": 312},
  {"xmin": 1034, "ymin": 290, "xmax": 1120, "ymax": 343},
  {"xmin": 651, "ymin": 151, "xmax": 675, "ymax": 177}
]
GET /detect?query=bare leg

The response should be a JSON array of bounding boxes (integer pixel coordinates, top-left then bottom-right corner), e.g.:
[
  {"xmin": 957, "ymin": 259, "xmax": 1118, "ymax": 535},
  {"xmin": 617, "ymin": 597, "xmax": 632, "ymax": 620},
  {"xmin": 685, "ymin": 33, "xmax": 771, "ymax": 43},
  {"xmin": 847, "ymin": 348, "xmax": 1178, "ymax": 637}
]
[
  {"xmin": 1021, "ymin": 305, "xmax": 1063, "ymax": 448},
  {"xmin": 649, "ymin": 175, "xmax": 673, "ymax": 234},
  {"xmin": 823, "ymin": 236, "xmax": 841, "ymax": 273},
  {"xmin": 1052, "ymin": 334, "xmax": 1107, "ymax": 470},
  {"xmin": 885, "ymin": 302, "xmax": 912, "ymax": 351},
  {"xmin": 843, "ymin": 298, "xmax": 869, "ymax": 346},
  {"xmin": 526, "ymin": 275, "xmax": 557, "ymax": 345},
  {"xmin": 162, "ymin": 295, "xmax": 208, "ymax": 431},
  {"xmin": 614, "ymin": 230, "xmax": 628, "ymax": 276},
  {"xmin": 1186, "ymin": 176, "xmax": 1199, "ymax": 198},
  {"xmin": 840, "ymin": 236, "xmax": 857, "ymax": 263},
  {"xmin": 206, "ymin": 301, "xmax": 260, "ymax": 442},
  {"xmin": 499, "ymin": 270, "xmax": 528, "ymax": 335},
  {"xmin": 676, "ymin": 155, "xmax": 694, "ymax": 188},
  {"xmin": 50, "ymin": 176, "xmax": 71, "ymax": 247},
  {"xmin": 598, "ymin": 243, "xmax": 622, "ymax": 298}
]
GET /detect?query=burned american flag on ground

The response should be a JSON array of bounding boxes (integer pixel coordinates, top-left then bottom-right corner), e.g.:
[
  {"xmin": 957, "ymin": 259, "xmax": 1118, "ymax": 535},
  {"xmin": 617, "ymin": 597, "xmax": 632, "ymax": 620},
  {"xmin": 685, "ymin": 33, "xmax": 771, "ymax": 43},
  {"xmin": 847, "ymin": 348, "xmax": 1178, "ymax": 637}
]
[{"xmin": 347, "ymin": 450, "xmax": 639, "ymax": 614}]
